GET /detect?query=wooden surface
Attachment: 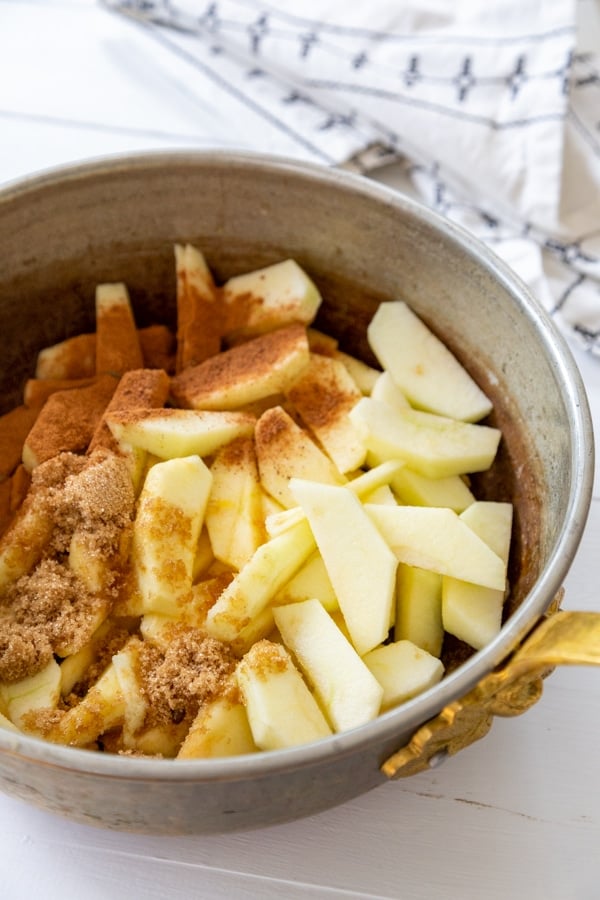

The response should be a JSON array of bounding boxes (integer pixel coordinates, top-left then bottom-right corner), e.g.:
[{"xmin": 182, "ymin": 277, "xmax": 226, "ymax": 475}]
[{"xmin": 1, "ymin": 2, "xmax": 599, "ymax": 897}]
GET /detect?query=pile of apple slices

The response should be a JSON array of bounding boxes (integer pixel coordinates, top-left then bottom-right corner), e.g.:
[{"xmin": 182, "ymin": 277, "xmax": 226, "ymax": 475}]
[{"xmin": 0, "ymin": 250, "xmax": 512, "ymax": 756}]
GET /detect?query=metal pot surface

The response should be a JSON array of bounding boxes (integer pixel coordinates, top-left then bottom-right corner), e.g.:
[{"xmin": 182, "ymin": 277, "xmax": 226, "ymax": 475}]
[{"xmin": 0, "ymin": 152, "xmax": 593, "ymax": 833}]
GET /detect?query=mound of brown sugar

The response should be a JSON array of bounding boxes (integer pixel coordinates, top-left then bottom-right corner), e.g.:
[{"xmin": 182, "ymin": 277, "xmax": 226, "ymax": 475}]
[
  {"xmin": 0, "ymin": 449, "xmax": 135, "ymax": 682},
  {"xmin": 136, "ymin": 628, "xmax": 237, "ymax": 729}
]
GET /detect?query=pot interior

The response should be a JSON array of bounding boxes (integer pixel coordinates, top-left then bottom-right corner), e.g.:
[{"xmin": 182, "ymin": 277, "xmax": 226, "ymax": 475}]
[{"xmin": 0, "ymin": 152, "xmax": 590, "ymax": 679}]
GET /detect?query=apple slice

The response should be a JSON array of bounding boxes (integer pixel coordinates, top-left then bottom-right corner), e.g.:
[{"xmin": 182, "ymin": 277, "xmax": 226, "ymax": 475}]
[
  {"xmin": 255, "ymin": 405, "xmax": 345, "ymax": 508},
  {"xmin": 170, "ymin": 324, "xmax": 310, "ymax": 410},
  {"xmin": 350, "ymin": 397, "xmax": 501, "ymax": 478},
  {"xmin": 48, "ymin": 662, "xmax": 125, "ymax": 746},
  {"xmin": 205, "ymin": 517, "xmax": 316, "ymax": 642},
  {"xmin": 365, "ymin": 504, "xmax": 506, "ymax": 590},
  {"xmin": 395, "ymin": 564, "xmax": 444, "ymax": 657},
  {"xmin": 106, "ymin": 407, "xmax": 255, "ymax": 459},
  {"xmin": 0, "ymin": 658, "xmax": 61, "ymax": 730},
  {"xmin": 387, "ymin": 465, "xmax": 475, "ymax": 513},
  {"xmin": 363, "ymin": 640, "xmax": 444, "ymax": 710},
  {"xmin": 273, "ymin": 600, "xmax": 384, "ymax": 731},
  {"xmin": 35, "ymin": 332, "xmax": 96, "ymax": 380},
  {"xmin": 286, "ymin": 353, "xmax": 366, "ymax": 473},
  {"xmin": 205, "ymin": 437, "xmax": 266, "ymax": 570},
  {"xmin": 442, "ymin": 501, "xmax": 513, "ymax": 650},
  {"xmin": 367, "ymin": 300, "xmax": 492, "ymax": 422},
  {"xmin": 223, "ymin": 259, "xmax": 322, "ymax": 342},
  {"xmin": 333, "ymin": 351, "xmax": 380, "ymax": 395},
  {"xmin": 289, "ymin": 479, "xmax": 397, "ymax": 656},
  {"xmin": 236, "ymin": 640, "xmax": 332, "ymax": 751},
  {"xmin": 178, "ymin": 689, "xmax": 257, "ymax": 758},
  {"xmin": 95, "ymin": 282, "xmax": 144, "ymax": 376},
  {"xmin": 371, "ymin": 370, "xmax": 411, "ymax": 412},
  {"xmin": 132, "ymin": 455, "xmax": 212, "ymax": 616},
  {"xmin": 174, "ymin": 243, "xmax": 222, "ymax": 371},
  {"xmin": 273, "ymin": 551, "xmax": 338, "ymax": 612}
]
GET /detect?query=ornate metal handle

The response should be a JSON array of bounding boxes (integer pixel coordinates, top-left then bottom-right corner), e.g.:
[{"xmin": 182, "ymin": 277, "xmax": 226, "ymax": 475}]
[{"xmin": 382, "ymin": 601, "xmax": 600, "ymax": 779}]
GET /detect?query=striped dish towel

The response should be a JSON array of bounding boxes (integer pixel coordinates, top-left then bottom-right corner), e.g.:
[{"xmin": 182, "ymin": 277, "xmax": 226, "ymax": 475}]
[{"xmin": 104, "ymin": 0, "xmax": 600, "ymax": 356}]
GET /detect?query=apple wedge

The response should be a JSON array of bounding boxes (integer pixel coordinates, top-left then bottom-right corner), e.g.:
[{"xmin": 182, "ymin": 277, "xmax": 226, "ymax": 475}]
[
  {"xmin": 0, "ymin": 658, "xmax": 61, "ymax": 730},
  {"xmin": 178, "ymin": 690, "xmax": 257, "ymax": 758},
  {"xmin": 350, "ymin": 397, "xmax": 501, "ymax": 478},
  {"xmin": 205, "ymin": 517, "xmax": 316, "ymax": 642},
  {"xmin": 106, "ymin": 407, "xmax": 255, "ymax": 460},
  {"xmin": 371, "ymin": 370, "xmax": 411, "ymax": 412},
  {"xmin": 367, "ymin": 300, "xmax": 492, "ymax": 422},
  {"xmin": 255, "ymin": 405, "xmax": 345, "ymax": 508},
  {"xmin": 170, "ymin": 323, "xmax": 310, "ymax": 410},
  {"xmin": 95, "ymin": 282, "xmax": 144, "ymax": 376},
  {"xmin": 236, "ymin": 640, "xmax": 332, "ymax": 751},
  {"xmin": 289, "ymin": 479, "xmax": 398, "ymax": 656},
  {"xmin": 365, "ymin": 504, "xmax": 506, "ymax": 590},
  {"xmin": 286, "ymin": 353, "xmax": 366, "ymax": 473},
  {"xmin": 442, "ymin": 501, "xmax": 513, "ymax": 650},
  {"xmin": 333, "ymin": 350, "xmax": 380, "ymax": 395},
  {"xmin": 174, "ymin": 243, "xmax": 222, "ymax": 371},
  {"xmin": 395, "ymin": 564, "xmax": 444, "ymax": 657},
  {"xmin": 273, "ymin": 600, "xmax": 384, "ymax": 731},
  {"xmin": 205, "ymin": 437, "xmax": 266, "ymax": 570},
  {"xmin": 223, "ymin": 258, "xmax": 322, "ymax": 342},
  {"xmin": 363, "ymin": 640, "xmax": 444, "ymax": 710},
  {"xmin": 388, "ymin": 465, "xmax": 475, "ymax": 513},
  {"xmin": 273, "ymin": 551, "xmax": 338, "ymax": 612},
  {"xmin": 132, "ymin": 455, "xmax": 212, "ymax": 616},
  {"xmin": 47, "ymin": 662, "xmax": 125, "ymax": 746}
]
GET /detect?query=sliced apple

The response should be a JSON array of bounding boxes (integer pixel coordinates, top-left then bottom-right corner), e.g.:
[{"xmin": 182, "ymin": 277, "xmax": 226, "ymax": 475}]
[
  {"xmin": 178, "ymin": 689, "xmax": 257, "ymax": 758},
  {"xmin": 174, "ymin": 243, "xmax": 222, "ymax": 371},
  {"xmin": 106, "ymin": 407, "xmax": 255, "ymax": 460},
  {"xmin": 333, "ymin": 350, "xmax": 380, "ymax": 395},
  {"xmin": 366, "ymin": 504, "xmax": 506, "ymax": 590},
  {"xmin": 273, "ymin": 551, "xmax": 338, "ymax": 612},
  {"xmin": 289, "ymin": 479, "xmax": 397, "ymax": 656},
  {"xmin": 236, "ymin": 640, "xmax": 332, "ymax": 751},
  {"xmin": 371, "ymin": 370, "xmax": 411, "ymax": 412},
  {"xmin": 395, "ymin": 564, "xmax": 444, "ymax": 657},
  {"xmin": 223, "ymin": 259, "xmax": 322, "ymax": 342},
  {"xmin": 255, "ymin": 405, "xmax": 345, "ymax": 508},
  {"xmin": 274, "ymin": 600, "xmax": 384, "ymax": 731},
  {"xmin": 205, "ymin": 437, "xmax": 266, "ymax": 570},
  {"xmin": 350, "ymin": 397, "xmax": 501, "ymax": 478},
  {"xmin": 0, "ymin": 658, "xmax": 61, "ymax": 730},
  {"xmin": 95, "ymin": 282, "xmax": 143, "ymax": 376},
  {"xmin": 363, "ymin": 640, "xmax": 444, "ymax": 710},
  {"xmin": 442, "ymin": 501, "xmax": 513, "ymax": 650},
  {"xmin": 286, "ymin": 353, "xmax": 366, "ymax": 473},
  {"xmin": 170, "ymin": 323, "xmax": 310, "ymax": 410},
  {"xmin": 205, "ymin": 517, "xmax": 316, "ymax": 642},
  {"xmin": 132, "ymin": 455, "xmax": 212, "ymax": 616},
  {"xmin": 388, "ymin": 465, "xmax": 475, "ymax": 513},
  {"xmin": 367, "ymin": 300, "xmax": 492, "ymax": 422}
]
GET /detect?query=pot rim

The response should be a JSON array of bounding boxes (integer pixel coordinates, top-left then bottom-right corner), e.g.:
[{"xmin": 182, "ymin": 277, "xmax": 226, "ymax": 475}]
[{"xmin": 0, "ymin": 149, "xmax": 594, "ymax": 781}]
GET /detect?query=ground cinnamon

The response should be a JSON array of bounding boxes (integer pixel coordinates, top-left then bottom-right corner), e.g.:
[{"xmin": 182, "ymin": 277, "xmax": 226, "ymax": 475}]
[
  {"xmin": 22, "ymin": 375, "xmax": 118, "ymax": 471},
  {"xmin": 88, "ymin": 368, "xmax": 170, "ymax": 454}
]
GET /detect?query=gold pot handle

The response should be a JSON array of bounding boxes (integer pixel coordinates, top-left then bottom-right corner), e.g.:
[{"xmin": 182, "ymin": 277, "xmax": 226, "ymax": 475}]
[{"xmin": 382, "ymin": 606, "xmax": 600, "ymax": 779}]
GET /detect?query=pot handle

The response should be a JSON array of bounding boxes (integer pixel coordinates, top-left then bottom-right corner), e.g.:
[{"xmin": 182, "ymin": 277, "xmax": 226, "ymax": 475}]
[{"xmin": 382, "ymin": 602, "xmax": 600, "ymax": 779}]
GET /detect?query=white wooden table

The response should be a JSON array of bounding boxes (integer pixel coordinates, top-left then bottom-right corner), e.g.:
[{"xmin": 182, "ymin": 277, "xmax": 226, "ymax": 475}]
[{"xmin": 1, "ymin": 3, "xmax": 599, "ymax": 898}]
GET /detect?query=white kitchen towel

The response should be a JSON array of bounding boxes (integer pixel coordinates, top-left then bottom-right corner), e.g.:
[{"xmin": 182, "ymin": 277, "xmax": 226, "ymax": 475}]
[{"xmin": 104, "ymin": 0, "xmax": 600, "ymax": 355}]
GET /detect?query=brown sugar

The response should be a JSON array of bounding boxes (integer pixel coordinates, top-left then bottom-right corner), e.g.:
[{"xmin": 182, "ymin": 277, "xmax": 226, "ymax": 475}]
[
  {"xmin": 22, "ymin": 374, "xmax": 118, "ymax": 471},
  {"xmin": 0, "ymin": 450, "xmax": 135, "ymax": 682},
  {"xmin": 137, "ymin": 628, "xmax": 237, "ymax": 728}
]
